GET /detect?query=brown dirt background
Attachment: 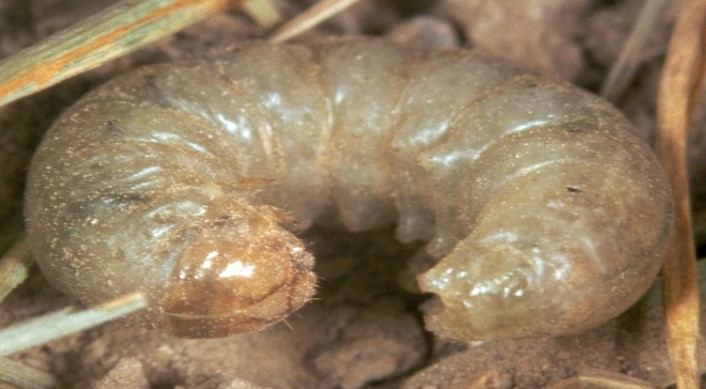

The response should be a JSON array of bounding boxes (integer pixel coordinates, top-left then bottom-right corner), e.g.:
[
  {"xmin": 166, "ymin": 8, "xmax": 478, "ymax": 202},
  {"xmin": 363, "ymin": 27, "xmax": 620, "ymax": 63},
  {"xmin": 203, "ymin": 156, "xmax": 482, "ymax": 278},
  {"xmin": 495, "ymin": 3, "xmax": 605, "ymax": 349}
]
[{"xmin": 1, "ymin": 0, "xmax": 705, "ymax": 388}]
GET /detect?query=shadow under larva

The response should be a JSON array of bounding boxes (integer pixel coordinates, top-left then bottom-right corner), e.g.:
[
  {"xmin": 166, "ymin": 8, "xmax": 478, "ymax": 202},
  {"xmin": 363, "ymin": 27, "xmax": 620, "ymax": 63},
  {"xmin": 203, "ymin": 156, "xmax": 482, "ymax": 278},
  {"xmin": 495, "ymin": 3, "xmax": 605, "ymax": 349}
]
[{"xmin": 24, "ymin": 39, "xmax": 673, "ymax": 340}]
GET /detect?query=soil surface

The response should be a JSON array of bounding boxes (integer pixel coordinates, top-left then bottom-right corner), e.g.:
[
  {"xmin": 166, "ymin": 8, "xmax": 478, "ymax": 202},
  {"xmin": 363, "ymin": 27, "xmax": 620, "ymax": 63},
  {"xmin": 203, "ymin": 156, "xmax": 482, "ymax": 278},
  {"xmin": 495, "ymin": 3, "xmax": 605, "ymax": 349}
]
[{"xmin": 1, "ymin": 0, "xmax": 705, "ymax": 388}]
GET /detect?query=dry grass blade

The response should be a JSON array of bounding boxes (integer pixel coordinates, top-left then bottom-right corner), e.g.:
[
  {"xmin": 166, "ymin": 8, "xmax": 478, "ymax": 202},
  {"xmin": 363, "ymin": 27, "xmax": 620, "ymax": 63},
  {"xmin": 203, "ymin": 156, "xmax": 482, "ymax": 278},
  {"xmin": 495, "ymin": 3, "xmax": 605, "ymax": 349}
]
[
  {"xmin": 0, "ymin": 235, "xmax": 31, "ymax": 304},
  {"xmin": 0, "ymin": 357, "xmax": 58, "ymax": 389},
  {"xmin": 242, "ymin": 0, "xmax": 283, "ymax": 28},
  {"xmin": 0, "ymin": 292, "xmax": 146, "ymax": 356},
  {"xmin": 654, "ymin": 0, "xmax": 705, "ymax": 387},
  {"xmin": 548, "ymin": 371, "xmax": 656, "ymax": 389},
  {"xmin": 447, "ymin": 369, "xmax": 509, "ymax": 389},
  {"xmin": 639, "ymin": 260, "xmax": 706, "ymax": 388},
  {"xmin": 600, "ymin": 0, "xmax": 671, "ymax": 103},
  {"xmin": 0, "ymin": 0, "xmax": 245, "ymax": 109},
  {"xmin": 268, "ymin": 0, "xmax": 363, "ymax": 43}
]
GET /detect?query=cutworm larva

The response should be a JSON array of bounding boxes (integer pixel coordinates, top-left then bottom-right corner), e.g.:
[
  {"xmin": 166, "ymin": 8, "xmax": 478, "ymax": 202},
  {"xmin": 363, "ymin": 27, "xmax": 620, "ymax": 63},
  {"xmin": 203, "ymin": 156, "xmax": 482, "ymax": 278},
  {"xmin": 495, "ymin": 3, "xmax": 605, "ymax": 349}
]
[{"xmin": 25, "ymin": 39, "xmax": 673, "ymax": 340}]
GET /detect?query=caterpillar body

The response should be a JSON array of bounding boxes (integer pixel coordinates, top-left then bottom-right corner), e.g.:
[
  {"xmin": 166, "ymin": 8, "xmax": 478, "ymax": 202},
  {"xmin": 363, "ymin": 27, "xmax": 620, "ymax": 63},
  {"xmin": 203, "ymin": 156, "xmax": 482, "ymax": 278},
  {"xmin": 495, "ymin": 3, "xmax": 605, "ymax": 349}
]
[{"xmin": 25, "ymin": 39, "xmax": 673, "ymax": 340}]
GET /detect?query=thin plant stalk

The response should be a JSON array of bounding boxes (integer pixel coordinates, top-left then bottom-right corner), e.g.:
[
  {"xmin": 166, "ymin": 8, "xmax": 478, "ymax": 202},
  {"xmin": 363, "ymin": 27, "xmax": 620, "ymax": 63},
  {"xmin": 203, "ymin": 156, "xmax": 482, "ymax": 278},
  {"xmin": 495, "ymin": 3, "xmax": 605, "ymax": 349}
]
[
  {"xmin": 0, "ymin": 0, "xmax": 244, "ymax": 108},
  {"xmin": 654, "ymin": 0, "xmax": 705, "ymax": 387},
  {"xmin": 0, "ymin": 235, "xmax": 31, "ymax": 303},
  {"xmin": 268, "ymin": 0, "xmax": 363, "ymax": 43},
  {"xmin": 0, "ymin": 292, "xmax": 147, "ymax": 356},
  {"xmin": 600, "ymin": 0, "xmax": 672, "ymax": 102},
  {"xmin": 0, "ymin": 357, "xmax": 58, "ymax": 389}
]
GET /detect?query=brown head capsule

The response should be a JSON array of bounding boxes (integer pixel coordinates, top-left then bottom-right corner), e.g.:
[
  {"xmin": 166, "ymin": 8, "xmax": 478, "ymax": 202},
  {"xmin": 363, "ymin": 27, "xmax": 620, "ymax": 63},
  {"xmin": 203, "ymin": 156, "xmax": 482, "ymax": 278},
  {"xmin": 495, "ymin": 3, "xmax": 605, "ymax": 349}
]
[{"xmin": 25, "ymin": 40, "xmax": 672, "ymax": 339}]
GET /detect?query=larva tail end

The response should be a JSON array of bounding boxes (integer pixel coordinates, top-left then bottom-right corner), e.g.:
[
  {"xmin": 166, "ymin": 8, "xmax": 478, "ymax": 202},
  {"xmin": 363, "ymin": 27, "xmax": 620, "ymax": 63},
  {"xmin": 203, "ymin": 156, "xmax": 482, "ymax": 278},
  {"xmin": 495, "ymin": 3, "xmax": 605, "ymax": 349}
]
[
  {"xmin": 418, "ymin": 243, "xmax": 562, "ymax": 341},
  {"xmin": 418, "ymin": 160, "xmax": 672, "ymax": 341},
  {"xmin": 158, "ymin": 212, "xmax": 316, "ymax": 338},
  {"xmin": 418, "ymin": 239, "xmax": 659, "ymax": 341}
]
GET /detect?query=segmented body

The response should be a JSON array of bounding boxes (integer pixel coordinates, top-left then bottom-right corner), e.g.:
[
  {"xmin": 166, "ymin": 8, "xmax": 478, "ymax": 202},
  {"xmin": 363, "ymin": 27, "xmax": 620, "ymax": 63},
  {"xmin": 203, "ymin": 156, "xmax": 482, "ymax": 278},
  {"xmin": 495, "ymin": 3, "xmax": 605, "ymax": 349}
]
[{"xmin": 25, "ymin": 39, "xmax": 673, "ymax": 339}]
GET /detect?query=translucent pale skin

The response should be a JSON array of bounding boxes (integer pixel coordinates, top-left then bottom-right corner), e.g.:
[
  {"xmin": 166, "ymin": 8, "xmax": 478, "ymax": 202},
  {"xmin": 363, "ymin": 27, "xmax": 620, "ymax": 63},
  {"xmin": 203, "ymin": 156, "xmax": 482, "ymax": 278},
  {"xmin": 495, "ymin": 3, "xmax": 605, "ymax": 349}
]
[{"xmin": 25, "ymin": 40, "xmax": 673, "ymax": 340}]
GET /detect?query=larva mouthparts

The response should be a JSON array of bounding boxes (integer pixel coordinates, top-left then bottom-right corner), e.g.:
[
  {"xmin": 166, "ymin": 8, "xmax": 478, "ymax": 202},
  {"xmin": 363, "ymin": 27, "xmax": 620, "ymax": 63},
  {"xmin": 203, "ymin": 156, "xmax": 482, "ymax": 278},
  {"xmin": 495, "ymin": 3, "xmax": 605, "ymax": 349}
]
[{"xmin": 25, "ymin": 39, "xmax": 673, "ymax": 340}]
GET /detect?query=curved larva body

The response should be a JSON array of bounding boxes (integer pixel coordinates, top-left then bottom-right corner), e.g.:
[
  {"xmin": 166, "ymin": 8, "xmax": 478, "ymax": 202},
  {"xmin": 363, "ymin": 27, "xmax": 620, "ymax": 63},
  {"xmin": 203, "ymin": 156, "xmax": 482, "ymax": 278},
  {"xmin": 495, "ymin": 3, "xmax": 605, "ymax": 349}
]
[{"xmin": 25, "ymin": 40, "xmax": 672, "ymax": 340}]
